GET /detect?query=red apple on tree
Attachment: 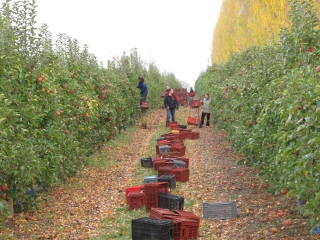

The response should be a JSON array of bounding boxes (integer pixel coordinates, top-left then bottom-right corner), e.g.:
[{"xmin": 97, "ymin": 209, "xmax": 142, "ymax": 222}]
[
  {"xmin": 317, "ymin": 66, "xmax": 320, "ymax": 72},
  {"xmin": 1, "ymin": 184, "xmax": 8, "ymax": 191},
  {"xmin": 282, "ymin": 188, "xmax": 288, "ymax": 195}
]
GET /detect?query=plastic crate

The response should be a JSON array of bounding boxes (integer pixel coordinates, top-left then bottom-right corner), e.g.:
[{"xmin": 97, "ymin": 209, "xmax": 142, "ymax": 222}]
[
  {"xmin": 167, "ymin": 121, "xmax": 178, "ymax": 126},
  {"xmin": 164, "ymin": 160, "xmax": 175, "ymax": 168},
  {"xmin": 150, "ymin": 207, "xmax": 179, "ymax": 220},
  {"xmin": 158, "ymin": 166, "xmax": 174, "ymax": 177},
  {"xmin": 170, "ymin": 168, "xmax": 190, "ymax": 182},
  {"xmin": 128, "ymin": 191, "xmax": 145, "ymax": 210},
  {"xmin": 158, "ymin": 192, "xmax": 184, "ymax": 211},
  {"xmin": 159, "ymin": 145, "xmax": 170, "ymax": 153},
  {"xmin": 144, "ymin": 182, "xmax": 169, "ymax": 211},
  {"xmin": 156, "ymin": 137, "xmax": 166, "ymax": 142},
  {"xmin": 144, "ymin": 175, "xmax": 158, "ymax": 184},
  {"xmin": 158, "ymin": 140, "xmax": 169, "ymax": 145},
  {"xmin": 178, "ymin": 124, "xmax": 187, "ymax": 129},
  {"xmin": 125, "ymin": 185, "xmax": 144, "ymax": 204},
  {"xmin": 203, "ymin": 200, "xmax": 237, "ymax": 220},
  {"xmin": 175, "ymin": 157, "xmax": 189, "ymax": 168},
  {"xmin": 158, "ymin": 151, "xmax": 180, "ymax": 157},
  {"xmin": 170, "ymin": 145, "xmax": 186, "ymax": 156},
  {"xmin": 153, "ymin": 159, "xmax": 166, "ymax": 170},
  {"xmin": 141, "ymin": 157, "xmax": 153, "ymax": 168},
  {"xmin": 157, "ymin": 175, "xmax": 176, "ymax": 189},
  {"xmin": 165, "ymin": 216, "xmax": 199, "ymax": 240},
  {"xmin": 132, "ymin": 217, "xmax": 174, "ymax": 240},
  {"xmin": 187, "ymin": 132, "xmax": 200, "ymax": 140},
  {"xmin": 173, "ymin": 210, "xmax": 201, "ymax": 223},
  {"xmin": 169, "ymin": 124, "xmax": 179, "ymax": 130},
  {"xmin": 173, "ymin": 160, "xmax": 186, "ymax": 168}
]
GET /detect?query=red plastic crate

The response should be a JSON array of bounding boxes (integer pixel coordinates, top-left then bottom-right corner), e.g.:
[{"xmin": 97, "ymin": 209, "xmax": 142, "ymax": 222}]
[
  {"xmin": 158, "ymin": 140, "xmax": 169, "ymax": 145},
  {"xmin": 167, "ymin": 121, "xmax": 178, "ymax": 127},
  {"xmin": 128, "ymin": 191, "xmax": 145, "ymax": 210},
  {"xmin": 125, "ymin": 185, "xmax": 144, "ymax": 204},
  {"xmin": 149, "ymin": 208, "xmax": 179, "ymax": 220},
  {"xmin": 158, "ymin": 151, "xmax": 180, "ymax": 157},
  {"xmin": 170, "ymin": 168, "xmax": 190, "ymax": 182},
  {"xmin": 187, "ymin": 132, "xmax": 200, "ymax": 140},
  {"xmin": 158, "ymin": 166, "xmax": 174, "ymax": 177},
  {"xmin": 165, "ymin": 216, "xmax": 199, "ymax": 240},
  {"xmin": 164, "ymin": 160, "xmax": 175, "ymax": 168},
  {"xmin": 173, "ymin": 210, "xmax": 201, "ymax": 223},
  {"xmin": 153, "ymin": 159, "xmax": 166, "ymax": 170},
  {"xmin": 170, "ymin": 145, "xmax": 186, "ymax": 155},
  {"xmin": 161, "ymin": 133, "xmax": 185, "ymax": 141},
  {"xmin": 169, "ymin": 124, "xmax": 179, "ymax": 130},
  {"xmin": 144, "ymin": 182, "xmax": 169, "ymax": 211}
]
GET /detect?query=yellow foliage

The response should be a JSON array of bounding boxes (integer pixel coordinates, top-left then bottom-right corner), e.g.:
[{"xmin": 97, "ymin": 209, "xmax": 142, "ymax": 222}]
[{"xmin": 212, "ymin": 0, "xmax": 320, "ymax": 64}]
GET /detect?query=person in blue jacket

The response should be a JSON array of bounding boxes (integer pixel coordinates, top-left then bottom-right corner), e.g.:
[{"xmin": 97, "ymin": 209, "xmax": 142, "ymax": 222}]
[{"xmin": 137, "ymin": 76, "xmax": 148, "ymax": 103}]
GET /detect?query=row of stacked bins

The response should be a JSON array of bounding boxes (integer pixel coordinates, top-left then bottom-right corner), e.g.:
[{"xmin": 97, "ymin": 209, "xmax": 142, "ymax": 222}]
[{"xmin": 128, "ymin": 121, "xmax": 201, "ymax": 239}]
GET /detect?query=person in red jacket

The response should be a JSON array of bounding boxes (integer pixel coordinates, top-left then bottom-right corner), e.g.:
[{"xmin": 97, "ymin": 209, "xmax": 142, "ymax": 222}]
[{"xmin": 164, "ymin": 88, "xmax": 179, "ymax": 126}]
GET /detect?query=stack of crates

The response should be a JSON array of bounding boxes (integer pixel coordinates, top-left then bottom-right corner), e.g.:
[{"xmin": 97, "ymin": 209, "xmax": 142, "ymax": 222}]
[
  {"xmin": 131, "ymin": 217, "xmax": 174, "ymax": 240},
  {"xmin": 158, "ymin": 192, "xmax": 184, "ymax": 211},
  {"xmin": 144, "ymin": 182, "xmax": 169, "ymax": 211}
]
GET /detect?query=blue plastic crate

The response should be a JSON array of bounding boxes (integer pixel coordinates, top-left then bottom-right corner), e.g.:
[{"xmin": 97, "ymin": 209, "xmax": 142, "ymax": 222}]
[{"xmin": 144, "ymin": 175, "xmax": 158, "ymax": 184}]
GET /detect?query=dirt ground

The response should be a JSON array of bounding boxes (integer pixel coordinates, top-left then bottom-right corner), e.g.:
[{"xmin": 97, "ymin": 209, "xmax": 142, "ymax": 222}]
[{"xmin": 0, "ymin": 107, "xmax": 318, "ymax": 239}]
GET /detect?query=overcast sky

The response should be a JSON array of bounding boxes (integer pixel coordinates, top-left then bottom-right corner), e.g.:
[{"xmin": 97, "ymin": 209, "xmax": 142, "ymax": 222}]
[{"xmin": 2, "ymin": 0, "xmax": 223, "ymax": 87}]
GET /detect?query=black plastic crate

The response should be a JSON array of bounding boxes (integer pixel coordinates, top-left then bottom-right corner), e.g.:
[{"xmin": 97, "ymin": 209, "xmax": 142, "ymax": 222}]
[
  {"xmin": 158, "ymin": 193, "xmax": 184, "ymax": 211},
  {"xmin": 141, "ymin": 157, "xmax": 153, "ymax": 168},
  {"xmin": 157, "ymin": 175, "xmax": 176, "ymax": 189},
  {"xmin": 173, "ymin": 160, "xmax": 186, "ymax": 168},
  {"xmin": 159, "ymin": 145, "xmax": 170, "ymax": 153},
  {"xmin": 178, "ymin": 124, "xmax": 187, "ymax": 129},
  {"xmin": 132, "ymin": 217, "xmax": 174, "ymax": 240}
]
